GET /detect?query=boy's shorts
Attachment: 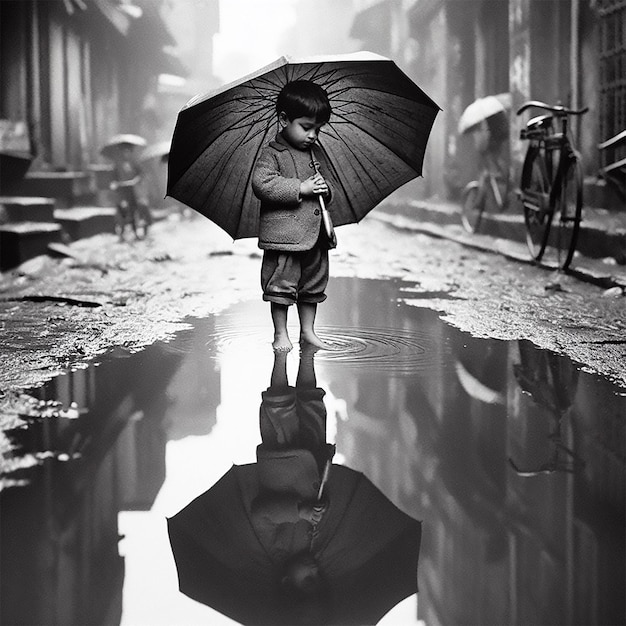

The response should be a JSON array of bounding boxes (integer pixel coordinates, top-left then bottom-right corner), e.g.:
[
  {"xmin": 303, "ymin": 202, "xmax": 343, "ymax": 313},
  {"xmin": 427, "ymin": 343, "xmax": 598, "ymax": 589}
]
[{"xmin": 261, "ymin": 246, "xmax": 329, "ymax": 306}]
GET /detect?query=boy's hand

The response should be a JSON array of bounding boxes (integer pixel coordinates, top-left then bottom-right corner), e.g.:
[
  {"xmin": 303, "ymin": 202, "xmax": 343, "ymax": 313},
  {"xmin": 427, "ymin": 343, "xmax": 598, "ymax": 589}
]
[
  {"xmin": 300, "ymin": 174, "xmax": 328, "ymax": 198},
  {"xmin": 298, "ymin": 500, "xmax": 327, "ymax": 524},
  {"xmin": 109, "ymin": 181, "xmax": 119, "ymax": 191}
]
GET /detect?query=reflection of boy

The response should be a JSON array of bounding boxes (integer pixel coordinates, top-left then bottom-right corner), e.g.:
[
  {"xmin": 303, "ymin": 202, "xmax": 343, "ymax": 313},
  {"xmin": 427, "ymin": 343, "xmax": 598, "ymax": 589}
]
[
  {"xmin": 250, "ymin": 350, "xmax": 334, "ymax": 597},
  {"xmin": 252, "ymin": 81, "xmax": 335, "ymax": 353}
]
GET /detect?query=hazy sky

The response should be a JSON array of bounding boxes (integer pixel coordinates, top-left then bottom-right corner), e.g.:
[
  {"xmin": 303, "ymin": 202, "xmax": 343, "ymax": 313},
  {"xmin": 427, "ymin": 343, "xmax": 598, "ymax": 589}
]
[{"xmin": 213, "ymin": 0, "xmax": 298, "ymax": 83}]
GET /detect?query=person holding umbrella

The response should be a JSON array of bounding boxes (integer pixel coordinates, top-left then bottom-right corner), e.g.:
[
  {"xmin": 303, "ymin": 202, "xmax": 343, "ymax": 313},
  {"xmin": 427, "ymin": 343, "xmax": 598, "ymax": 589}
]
[
  {"xmin": 101, "ymin": 134, "xmax": 152, "ymax": 241},
  {"xmin": 251, "ymin": 80, "xmax": 337, "ymax": 353},
  {"xmin": 167, "ymin": 53, "xmax": 439, "ymax": 354}
]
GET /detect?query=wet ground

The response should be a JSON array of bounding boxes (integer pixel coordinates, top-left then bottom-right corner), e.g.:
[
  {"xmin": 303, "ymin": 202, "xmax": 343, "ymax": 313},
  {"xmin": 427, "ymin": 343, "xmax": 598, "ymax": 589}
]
[
  {"xmin": 1, "ymin": 214, "xmax": 625, "ymax": 397},
  {"xmin": 1, "ymin": 276, "xmax": 625, "ymax": 624},
  {"xmin": 0, "ymin": 214, "xmax": 625, "ymax": 624}
]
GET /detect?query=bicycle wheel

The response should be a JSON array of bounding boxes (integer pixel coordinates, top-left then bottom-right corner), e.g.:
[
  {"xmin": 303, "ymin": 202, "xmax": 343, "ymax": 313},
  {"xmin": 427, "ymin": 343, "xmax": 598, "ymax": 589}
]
[
  {"xmin": 460, "ymin": 182, "xmax": 483, "ymax": 233},
  {"xmin": 555, "ymin": 154, "xmax": 582, "ymax": 270},
  {"xmin": 520, "ymin": 147, "xmax": 551, "ymax": 261}
]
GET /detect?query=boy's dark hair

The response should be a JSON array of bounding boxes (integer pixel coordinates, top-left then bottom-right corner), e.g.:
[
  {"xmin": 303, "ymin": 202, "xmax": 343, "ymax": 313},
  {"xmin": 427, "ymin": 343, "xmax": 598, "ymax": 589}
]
[{"xmin": 276, "ymin": 80, "xmax": 331, "ymax": 124}]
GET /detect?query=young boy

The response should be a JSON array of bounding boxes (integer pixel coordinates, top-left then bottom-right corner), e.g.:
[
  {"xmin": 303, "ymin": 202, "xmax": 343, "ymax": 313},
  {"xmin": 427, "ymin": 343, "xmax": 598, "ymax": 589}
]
[{"xmin": 252, "ymin": 80, "xmax": 334, "ymax": 352}]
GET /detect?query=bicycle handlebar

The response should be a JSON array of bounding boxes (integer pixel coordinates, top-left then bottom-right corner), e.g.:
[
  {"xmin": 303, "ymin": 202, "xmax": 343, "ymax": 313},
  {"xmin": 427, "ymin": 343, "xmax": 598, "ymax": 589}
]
[{"xmin": 516, "ymin": 100, "xmax": 589, "ymax": 116}]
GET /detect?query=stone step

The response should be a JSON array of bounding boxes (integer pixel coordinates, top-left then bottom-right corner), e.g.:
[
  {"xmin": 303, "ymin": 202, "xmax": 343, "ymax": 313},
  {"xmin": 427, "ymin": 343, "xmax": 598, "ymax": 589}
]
[
  {"xmin": 0, "ymin": 221, "xmax": 63, "ymax": 271},
  {"xmin": 0, "ymin": 196, "xmax": 56, "ymax": 223},
  {"xmin": 583, "ymin": 175, "xmax": 624, "ymax": 211},
  {"xmin": 54, "ymin": 207, "xmax": 117, "ymax": 240},
  {"xmin": 3, "ymin": 171, "xmax": 92, "ymax": 207}
]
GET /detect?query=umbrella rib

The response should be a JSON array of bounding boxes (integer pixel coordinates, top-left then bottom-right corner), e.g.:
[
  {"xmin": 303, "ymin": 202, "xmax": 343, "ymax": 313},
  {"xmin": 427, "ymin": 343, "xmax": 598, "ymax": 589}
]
[
  {"xmin": 235, "ymin": 120, "xmax": 277, "ymax": 235},
  {"xmin": 322, "ymin": 122, "xmax": 412, "ymax": 220},
  {"xmin": 329, "ymin": 107, "xmax": 422, "ymax": 176}
]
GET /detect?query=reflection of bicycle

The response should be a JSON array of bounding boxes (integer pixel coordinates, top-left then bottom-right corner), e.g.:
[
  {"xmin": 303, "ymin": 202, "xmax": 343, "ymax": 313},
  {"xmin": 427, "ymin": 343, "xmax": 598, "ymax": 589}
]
[
  {"xmin": 509, "ymin": 340, "xmax": 585, "ymax": 477},
  {"xmin": 517, "ymin": 100, "xmax": 588, "ymax": 270},
  {"xmin": 460, "ymin": 157, "xmax": 510, "ymax": 233},
  {"xmin": 110, "ymin": 177, "xmax": 152, "ymax": 241}
]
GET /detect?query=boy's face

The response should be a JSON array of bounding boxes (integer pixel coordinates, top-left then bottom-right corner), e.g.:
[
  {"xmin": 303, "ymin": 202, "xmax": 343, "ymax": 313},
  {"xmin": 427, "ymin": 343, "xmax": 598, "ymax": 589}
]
[{"xmin": 279, "ymin": 112, "xmax": 325, "ymax": 151}]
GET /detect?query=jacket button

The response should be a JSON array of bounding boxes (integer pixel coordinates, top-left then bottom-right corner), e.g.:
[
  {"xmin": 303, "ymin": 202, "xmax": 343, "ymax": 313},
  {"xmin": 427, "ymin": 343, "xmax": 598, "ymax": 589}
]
[{"xmin": 314, "ymin": 209, "xmax": 320, "ymax": 215}]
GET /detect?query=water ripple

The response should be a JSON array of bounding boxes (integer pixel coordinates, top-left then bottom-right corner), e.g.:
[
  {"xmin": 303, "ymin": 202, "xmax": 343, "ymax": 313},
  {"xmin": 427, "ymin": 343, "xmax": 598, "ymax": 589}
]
[
  {"xmin": 314, "ymin": 325, "xmax": 447, "ymax": 375},
  {"xmin": 211, "ymin": 322, "xmax": 448, "ymax": 376}
]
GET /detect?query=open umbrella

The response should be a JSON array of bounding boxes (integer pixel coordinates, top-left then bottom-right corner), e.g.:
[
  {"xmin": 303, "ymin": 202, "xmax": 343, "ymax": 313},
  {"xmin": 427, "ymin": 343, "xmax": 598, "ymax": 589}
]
[
  {"xmin": 458, "ymin": 93, "xmax": 512, "ymax": 134},
  {"xmin": 100, "ymin": 133, "xmax": 147, "ymax": 160},
  {"xmin": 140, "ymin": 140, "xmax": 171, "ymax": 163},
  {"xmin": 168, "ymin": 463, "xmax": 421, "ymax": 625},
  {"xmin": 166, "ymin": 52, "xmax": 440, "ymax": 239}
]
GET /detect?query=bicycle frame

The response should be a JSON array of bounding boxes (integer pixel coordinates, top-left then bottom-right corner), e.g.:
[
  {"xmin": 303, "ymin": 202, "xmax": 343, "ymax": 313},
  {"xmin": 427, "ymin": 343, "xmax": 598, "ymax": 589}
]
[
  {"xmin": 544, "ymin": 116, "xmax": 577, "ymax": 213},
  {"xmin": 517, "ymin": 100, "xmax": 587, "ymax": 268}
]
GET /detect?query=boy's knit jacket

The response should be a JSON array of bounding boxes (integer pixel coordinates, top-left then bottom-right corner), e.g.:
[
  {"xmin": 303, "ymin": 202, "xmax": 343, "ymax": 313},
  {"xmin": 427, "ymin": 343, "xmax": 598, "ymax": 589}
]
[{"xmin": 252, "ymin": 133, "xmax": 334, "ymax": 252}]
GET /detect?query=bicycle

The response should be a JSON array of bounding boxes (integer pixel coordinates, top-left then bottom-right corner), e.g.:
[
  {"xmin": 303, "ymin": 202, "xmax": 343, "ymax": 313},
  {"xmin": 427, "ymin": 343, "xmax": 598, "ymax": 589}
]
[
  {"xmin": 517, "ymin": 100, "xmax": 588, "ymax": 270},
  {"xmin": 460, "ymin": 153, "xmax": 510, "ymax": 233}
]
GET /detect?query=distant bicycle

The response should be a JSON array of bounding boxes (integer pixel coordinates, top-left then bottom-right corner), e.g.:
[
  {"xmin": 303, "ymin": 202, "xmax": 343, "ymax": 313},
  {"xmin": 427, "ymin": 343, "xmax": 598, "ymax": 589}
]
[
  {"xmin": 460, "ymin": 154, "xmax": 510, "ymax": 233},
  {"xmin": 517, "ymin": 100, "xmax": 588, "ymax": 270}
]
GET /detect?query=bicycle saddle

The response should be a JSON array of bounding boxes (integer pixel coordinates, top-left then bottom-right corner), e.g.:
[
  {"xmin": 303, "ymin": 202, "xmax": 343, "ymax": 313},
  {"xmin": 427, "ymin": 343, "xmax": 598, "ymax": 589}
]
[
  {"xmin": 526, "ymin": 114, "xmax": 552, "ymax": 129},
  {"xmin": 520, "ymin": 114, "xmax": 552, "ymax": 140}
]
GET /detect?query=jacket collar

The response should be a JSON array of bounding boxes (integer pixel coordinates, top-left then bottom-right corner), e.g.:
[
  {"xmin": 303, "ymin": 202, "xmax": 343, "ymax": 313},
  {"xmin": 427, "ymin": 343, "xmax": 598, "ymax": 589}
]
[
  {"xmin": 269, "ymin": 132, "xmax": 317, "ymax": 154},
  {"xmin": 269, "ymin": 132, "xmax": 292, "ymax": 151}
]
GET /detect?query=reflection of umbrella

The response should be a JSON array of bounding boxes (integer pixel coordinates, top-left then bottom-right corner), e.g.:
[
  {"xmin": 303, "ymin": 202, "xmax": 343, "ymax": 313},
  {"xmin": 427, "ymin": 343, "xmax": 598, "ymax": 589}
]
[
  {"xmin": 458, "ymin": 93, "xmax": 512, "ymax": 134},
  {"xmin": 167, "ymin": 52, "xmax": 440, "ymax": 239},
  {"xmin": 141, "ymin": 140, "xmax": 171, "ymax": 162},
  {"xmin": 168, "ymin": 463, "xmax": 421, "ymax": 625},
  {"xmin": 100, "ymin": 134, "xmax": 147, "ymax": 160}
]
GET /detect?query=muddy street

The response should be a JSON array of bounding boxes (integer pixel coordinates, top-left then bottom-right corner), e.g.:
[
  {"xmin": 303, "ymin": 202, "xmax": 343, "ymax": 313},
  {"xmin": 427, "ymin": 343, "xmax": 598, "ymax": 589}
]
[
  {"xmin": 1, "ymin": 213, "xmax": 625, "ymax": 396},
  {"xmin": 1, "ymin": 213, "xmax": 625, "ymax": 625}
]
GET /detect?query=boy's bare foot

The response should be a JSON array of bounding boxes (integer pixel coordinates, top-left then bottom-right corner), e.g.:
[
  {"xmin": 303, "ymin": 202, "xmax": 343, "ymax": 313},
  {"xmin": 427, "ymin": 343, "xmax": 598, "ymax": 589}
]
[
  {"xmin": 299, "ymin": 331, "xmax": 330, "ymax": 350},
  {"xmin": 272, "ymin": 333, "xmax": 293, "ymax": 352}
]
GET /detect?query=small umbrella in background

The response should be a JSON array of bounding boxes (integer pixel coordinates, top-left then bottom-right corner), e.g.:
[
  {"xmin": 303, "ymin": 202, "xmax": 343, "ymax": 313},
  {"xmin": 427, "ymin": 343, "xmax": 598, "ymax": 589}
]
[
  {"xmin": 100, "ymin": 133, "xmax": 147, "ymax": 160},
  {"xmin": 168, "ymin": 463, "xmax": 421, "ymax": 625},
  {"xmin": 141, "ymin": 140, "xmax": 171, "ymax": 163},
  {"xmin": 458, "ymin": 93, "xmax": 512, "ymax": 135},
  {"xmin": 167, "ymin": 51, "xmax": 440, "ymax": 240}
]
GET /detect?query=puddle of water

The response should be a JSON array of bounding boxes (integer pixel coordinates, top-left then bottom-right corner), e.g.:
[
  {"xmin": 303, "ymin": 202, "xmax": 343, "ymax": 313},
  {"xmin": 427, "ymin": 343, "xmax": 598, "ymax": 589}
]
[{"xmin": 1, "ymin": 277, "xmax": 624, "ymax": 626}]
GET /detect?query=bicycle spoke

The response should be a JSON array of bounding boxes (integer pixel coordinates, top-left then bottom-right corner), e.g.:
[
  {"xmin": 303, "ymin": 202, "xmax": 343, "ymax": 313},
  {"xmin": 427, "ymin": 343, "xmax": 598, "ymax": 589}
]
[
  {"xmin": 521, "ymin": 150, "xmax": 551, "ymax": 261},
  {"xmin": 556, "ymin": 157, "xmax": 582, "ymax": 270}
]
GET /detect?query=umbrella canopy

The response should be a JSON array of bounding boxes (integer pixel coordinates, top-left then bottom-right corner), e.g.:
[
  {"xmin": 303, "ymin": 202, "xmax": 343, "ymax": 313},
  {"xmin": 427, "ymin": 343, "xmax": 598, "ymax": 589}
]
[
  {"xmin": 167, "ymin": 52, "xmax": 440, "ymax": 239},
  {"xmin": 168, "ymin": 463, "xmax": 421, "ymax": 625},
  {"xmin": 100, "ymin": 134, "xmax": 147, "ymax": 160},
  {"xmin": 458, "ymin": 93, "xmax": 512, "ymax": 134}
]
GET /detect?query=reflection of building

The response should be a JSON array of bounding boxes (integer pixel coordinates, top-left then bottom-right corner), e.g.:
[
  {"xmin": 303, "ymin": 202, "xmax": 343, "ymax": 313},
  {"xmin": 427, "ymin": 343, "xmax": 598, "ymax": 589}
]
[
  {"xmin": 326, "ymin": 281, "xmax": 625, "ymax": 625},
  {"xmin": 0, "ymin": 336, "xmax": 191, "ymax": 625}
]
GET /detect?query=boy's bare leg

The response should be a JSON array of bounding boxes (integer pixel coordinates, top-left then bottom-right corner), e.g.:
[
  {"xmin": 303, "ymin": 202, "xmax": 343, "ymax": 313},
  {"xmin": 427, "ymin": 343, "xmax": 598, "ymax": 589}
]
[
  {"xmin": 271, "ymin": 302, "xmax": 292, "ymax": 352},
  {"xmin": 298, "ymin": 302, "xmax": 329, "ymax": 349}
]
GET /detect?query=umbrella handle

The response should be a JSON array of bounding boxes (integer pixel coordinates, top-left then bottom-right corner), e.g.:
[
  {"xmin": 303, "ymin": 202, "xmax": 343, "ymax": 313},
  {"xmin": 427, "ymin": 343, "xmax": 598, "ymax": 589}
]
[
  {"xmin": 310, "ymin": 150, "xmax": 337, "ymax": 248},
  {"xmin": 317, "ymin": 459, "xmax": 331, "ymax": 501}
]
